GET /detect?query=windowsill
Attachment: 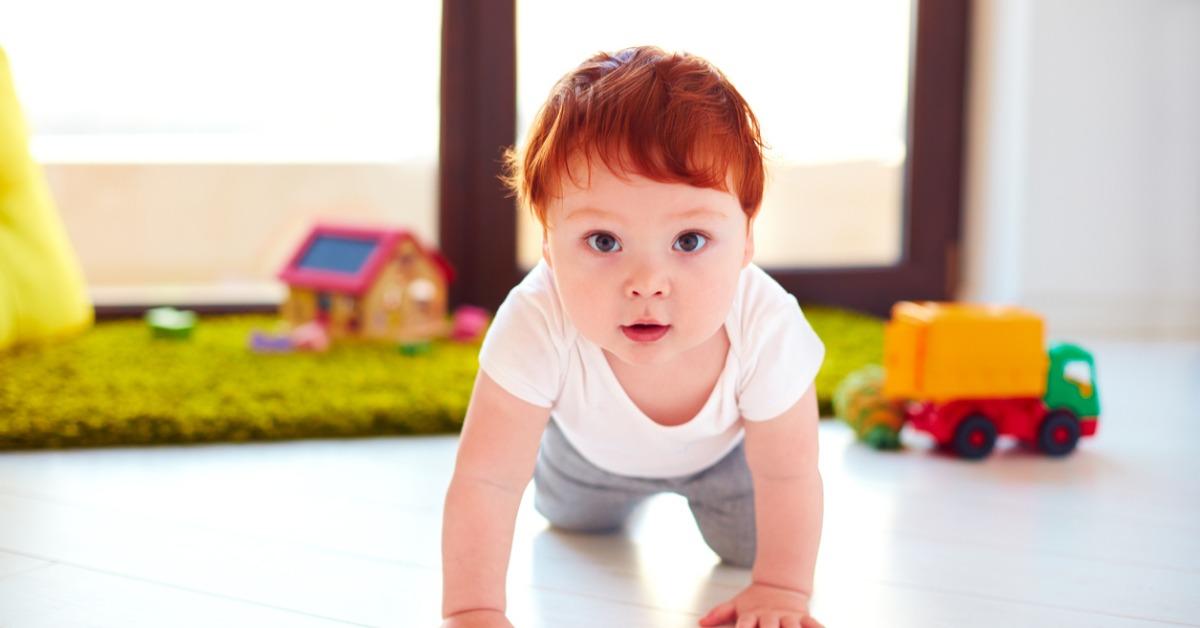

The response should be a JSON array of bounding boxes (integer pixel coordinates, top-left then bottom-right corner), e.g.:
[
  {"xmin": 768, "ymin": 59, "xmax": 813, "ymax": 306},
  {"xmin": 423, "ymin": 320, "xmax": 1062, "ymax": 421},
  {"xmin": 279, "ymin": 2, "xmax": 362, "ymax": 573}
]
[{"xmin": 90, "ymin": 282, "xmax": 286, "ymax": 308}]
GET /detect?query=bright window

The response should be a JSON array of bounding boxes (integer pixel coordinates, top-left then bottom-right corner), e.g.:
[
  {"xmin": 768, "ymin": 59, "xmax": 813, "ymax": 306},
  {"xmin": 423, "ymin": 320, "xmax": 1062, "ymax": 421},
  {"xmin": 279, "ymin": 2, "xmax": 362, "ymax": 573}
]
[
  {"xmin": 1, "ymin": 0, "xmax": 441, "ymax": 162},
  {"xmin": 516, "ymin": 0, "xmax": 912, "ymax": 269},
  {"xmin": 0, "ymin": 1, "xmax": 441, "ymax": 305}
]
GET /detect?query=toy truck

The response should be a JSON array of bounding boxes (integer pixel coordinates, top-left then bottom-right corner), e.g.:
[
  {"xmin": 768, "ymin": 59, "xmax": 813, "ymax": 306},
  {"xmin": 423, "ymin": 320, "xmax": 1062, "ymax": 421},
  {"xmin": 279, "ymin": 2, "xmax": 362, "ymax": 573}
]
[{"xmin": 882, "ymin": 301, "xmax": 1100, "ymax": 458}]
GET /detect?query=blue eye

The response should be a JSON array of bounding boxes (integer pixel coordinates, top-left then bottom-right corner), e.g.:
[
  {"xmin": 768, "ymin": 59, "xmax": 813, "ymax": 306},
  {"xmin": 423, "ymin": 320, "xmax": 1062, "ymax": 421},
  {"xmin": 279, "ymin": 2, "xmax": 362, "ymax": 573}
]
[
  {"xmin": 586, "ymin": 232, "xmax": 622, "ymax": 253},
  {"xmin": 673, "ymin": 232, "xmax": 708, "ymax": 253}
]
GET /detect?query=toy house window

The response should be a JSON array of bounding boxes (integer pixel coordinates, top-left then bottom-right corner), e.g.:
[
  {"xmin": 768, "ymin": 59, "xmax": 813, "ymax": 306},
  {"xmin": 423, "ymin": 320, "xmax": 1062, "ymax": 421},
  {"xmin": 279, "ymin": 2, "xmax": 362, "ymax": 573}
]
[
  {"xmin": 408, "ymin": 279, "xmax": 436, "ymax": 314},
  {"xmin": 299, "ymin": 236, "xmax": 377, "ymax": 274}
]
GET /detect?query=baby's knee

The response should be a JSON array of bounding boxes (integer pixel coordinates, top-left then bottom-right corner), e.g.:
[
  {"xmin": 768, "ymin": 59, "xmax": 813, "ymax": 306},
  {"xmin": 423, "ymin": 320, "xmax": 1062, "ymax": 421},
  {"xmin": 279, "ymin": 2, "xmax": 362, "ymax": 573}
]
[
  {"xmin": 689, "ymin": 498, "xmax": 756, "ymax": 568},
  {"xmin": 533, "ymin": 491, "xmax": 627, "ymax": 533},
  {"xmin": 713, "ymin": 538, "xmax": 756, "ymax": 568}
]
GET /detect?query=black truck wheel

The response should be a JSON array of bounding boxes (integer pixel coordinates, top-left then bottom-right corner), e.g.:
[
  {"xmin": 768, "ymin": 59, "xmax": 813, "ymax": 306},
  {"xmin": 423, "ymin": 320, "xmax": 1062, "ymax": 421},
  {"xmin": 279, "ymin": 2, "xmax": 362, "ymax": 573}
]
[
  {"xmin": 1038, "ymin": 410, "xmax": 1081, "ymax": 457},
  {"xmin": 953, "ymin": 414, "xmax": 998, "ymax": 459}
]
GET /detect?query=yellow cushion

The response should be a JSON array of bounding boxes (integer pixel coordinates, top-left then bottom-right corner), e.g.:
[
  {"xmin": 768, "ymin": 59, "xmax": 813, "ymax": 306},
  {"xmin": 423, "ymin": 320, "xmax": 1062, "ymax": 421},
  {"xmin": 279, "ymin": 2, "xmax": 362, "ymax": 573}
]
[{"xmin": 0, "ymin": 46, "xmax": 92, "ymax": 350}]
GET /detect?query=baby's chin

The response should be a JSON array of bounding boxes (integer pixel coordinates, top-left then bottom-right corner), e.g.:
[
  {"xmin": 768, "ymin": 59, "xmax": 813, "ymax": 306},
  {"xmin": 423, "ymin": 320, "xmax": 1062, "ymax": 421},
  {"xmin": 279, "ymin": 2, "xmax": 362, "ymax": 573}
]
[
  {"xmin": 592, "ymin": 319, "xmax": 727, "ymax": 368},
  {"xmin": 606, "ymin": 345, "xmax": 675, "ymax": 367},
  {"xmin": 581, "ymin": 328, "xmax": 670, "ymax": 367},
  {"xmin": 603, "ymin": 332, "xmax": 705, "ymax": 368}
]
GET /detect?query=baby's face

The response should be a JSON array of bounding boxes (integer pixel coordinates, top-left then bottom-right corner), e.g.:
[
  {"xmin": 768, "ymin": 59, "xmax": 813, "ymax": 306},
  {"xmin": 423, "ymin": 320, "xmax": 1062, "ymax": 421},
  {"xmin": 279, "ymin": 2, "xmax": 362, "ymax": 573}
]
[{"xmin": 542, "ymin": 161, "xmax": 753, "ymax": 367}]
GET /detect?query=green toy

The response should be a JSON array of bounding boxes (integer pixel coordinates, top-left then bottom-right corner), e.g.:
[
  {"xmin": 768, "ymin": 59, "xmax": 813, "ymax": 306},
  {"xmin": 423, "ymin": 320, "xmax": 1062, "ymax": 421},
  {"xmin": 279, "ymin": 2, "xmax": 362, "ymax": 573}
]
[
  {"xmin": 145, "ymin": 307, "xmax": 197, "ymax": 340},
  {"xmin": 833, "ymin": 365, "xmax": 904, "ymax": 450},
  {"xmin": 399, "ymin": 340, "xmax": 432, "ymax": 356}
]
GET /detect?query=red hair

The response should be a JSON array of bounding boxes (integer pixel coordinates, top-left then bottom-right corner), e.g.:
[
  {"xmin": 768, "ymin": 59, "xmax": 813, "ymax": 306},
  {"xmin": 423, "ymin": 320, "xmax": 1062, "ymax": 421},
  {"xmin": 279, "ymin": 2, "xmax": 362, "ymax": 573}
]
[{"xmin": 502, "ymin": 46, "xmax": 767, "ymax": 228}]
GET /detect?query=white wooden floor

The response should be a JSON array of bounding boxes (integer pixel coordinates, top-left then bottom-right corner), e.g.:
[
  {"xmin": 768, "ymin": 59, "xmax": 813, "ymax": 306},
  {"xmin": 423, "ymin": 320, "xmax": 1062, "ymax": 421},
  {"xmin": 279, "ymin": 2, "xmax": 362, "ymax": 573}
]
[{"xmin": 0, "ymin": 339, "xmax": 1197, "ymax": 627}]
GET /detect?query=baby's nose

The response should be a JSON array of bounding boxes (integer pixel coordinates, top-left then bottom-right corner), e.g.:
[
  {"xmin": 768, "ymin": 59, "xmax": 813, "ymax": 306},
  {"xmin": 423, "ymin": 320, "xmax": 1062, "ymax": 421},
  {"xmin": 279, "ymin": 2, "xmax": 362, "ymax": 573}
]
[
  {"xmin": 625, "ymin": 269, "xmax": 669, "ymax": 298},
  {"xmin": 628, "ymin": 286, "xmax": 666, "ymax": 298}
]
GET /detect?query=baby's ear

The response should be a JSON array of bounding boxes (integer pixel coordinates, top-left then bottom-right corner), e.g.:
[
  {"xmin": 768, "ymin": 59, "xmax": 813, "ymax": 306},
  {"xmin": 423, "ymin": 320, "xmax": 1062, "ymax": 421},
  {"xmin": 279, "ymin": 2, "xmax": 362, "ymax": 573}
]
[
  {"xmin": 542, "ymin": 237, "xmax": 554, "ymax": 270},
  {"xmin": 742, "ymin": 218, "xmax": 756, "ymax": 268}
]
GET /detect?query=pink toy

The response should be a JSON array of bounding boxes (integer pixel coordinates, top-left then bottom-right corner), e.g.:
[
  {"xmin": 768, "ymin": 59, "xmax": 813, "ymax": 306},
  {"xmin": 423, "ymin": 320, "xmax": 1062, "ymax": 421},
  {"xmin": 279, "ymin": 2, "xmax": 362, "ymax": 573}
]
[
  {"xmin": 451, "ymin": 305, "xmax": 490, "ymax": 342},
  {"xmin": 290, "ymin": 321, "xmax": 331, "ymax": 352}
]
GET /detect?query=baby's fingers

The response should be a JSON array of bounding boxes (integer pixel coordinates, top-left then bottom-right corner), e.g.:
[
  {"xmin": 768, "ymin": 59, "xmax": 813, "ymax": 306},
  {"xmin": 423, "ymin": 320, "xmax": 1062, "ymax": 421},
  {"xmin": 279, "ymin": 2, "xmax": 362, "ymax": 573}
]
[
  {"xmin": 800, "ymin": 615, "xmax": 825, "ymax": 628},
  {"xmin": 699, "ymin": 600, "xmax": 736, "ymax": 626},
  {"xmin": 736, "ymin": 614, "xmax": 776, "ymax": 628}
]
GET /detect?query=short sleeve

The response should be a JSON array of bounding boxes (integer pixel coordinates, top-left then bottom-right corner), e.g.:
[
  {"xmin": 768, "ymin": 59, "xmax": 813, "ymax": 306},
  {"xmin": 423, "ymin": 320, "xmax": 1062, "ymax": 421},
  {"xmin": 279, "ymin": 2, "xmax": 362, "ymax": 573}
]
[
  {"xmin": 477, "ymin": 269, "xmax": 567, "ymax": 409},
  {"xmin": 736, "ymin": 296, "xmax": 826, "ymax": 422}
]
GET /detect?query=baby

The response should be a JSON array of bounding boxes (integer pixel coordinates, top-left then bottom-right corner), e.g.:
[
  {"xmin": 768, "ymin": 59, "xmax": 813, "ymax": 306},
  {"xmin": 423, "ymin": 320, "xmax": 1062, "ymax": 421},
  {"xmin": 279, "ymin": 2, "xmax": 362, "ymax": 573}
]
[{"xmin": 442, "ymin": 46, "xmax": 826, "ymax": 628}]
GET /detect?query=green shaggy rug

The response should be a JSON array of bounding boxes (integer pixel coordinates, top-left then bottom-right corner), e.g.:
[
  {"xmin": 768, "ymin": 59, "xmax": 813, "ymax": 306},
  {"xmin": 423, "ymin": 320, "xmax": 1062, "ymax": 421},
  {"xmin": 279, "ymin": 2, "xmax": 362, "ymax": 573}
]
[{"xmin": 0, "ymin": 307, "xmax": 882, "ymax": 450}]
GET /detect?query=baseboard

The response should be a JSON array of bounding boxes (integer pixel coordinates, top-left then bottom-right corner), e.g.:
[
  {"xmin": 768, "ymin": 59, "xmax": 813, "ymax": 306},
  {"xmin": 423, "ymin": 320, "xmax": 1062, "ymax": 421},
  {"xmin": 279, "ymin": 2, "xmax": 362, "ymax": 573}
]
[{"xmin": 90, "ymin": 282, "xmax": 284, "ymax": 319}]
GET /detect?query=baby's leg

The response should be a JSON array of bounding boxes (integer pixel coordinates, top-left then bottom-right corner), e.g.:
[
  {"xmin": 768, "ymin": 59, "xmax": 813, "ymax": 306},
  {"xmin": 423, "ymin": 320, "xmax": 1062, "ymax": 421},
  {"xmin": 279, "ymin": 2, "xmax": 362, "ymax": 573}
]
[
  {"xmin": 679, "ymin": 442, "xmax": 757, "ymax": 568},
  {"xmin": 533, "ymin": 421, "xmax": 654, "ymax": 532}
]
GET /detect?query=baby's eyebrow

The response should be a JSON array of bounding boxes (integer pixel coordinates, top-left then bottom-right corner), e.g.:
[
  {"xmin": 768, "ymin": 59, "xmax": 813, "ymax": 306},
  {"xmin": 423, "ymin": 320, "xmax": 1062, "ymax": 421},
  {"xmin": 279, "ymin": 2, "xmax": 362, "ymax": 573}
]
[
  {"xmin": 563, "ymin": 207, "xmax": 615, "ymax": 222},
  {"xmin": 565, "ymin": 206, "xmax": 728, "ymax": 222},
  {"xmin": 671, "ymin": 208, "xmax": 728, "ymax": 221}
]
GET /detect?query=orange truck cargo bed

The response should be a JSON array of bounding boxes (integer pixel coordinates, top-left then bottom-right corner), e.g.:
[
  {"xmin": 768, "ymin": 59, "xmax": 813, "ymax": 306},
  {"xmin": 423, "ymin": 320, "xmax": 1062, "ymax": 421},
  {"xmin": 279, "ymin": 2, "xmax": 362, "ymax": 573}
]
[{"xmin": 882, "ymin": 302, "xmax": 1048, "ymax": 403}]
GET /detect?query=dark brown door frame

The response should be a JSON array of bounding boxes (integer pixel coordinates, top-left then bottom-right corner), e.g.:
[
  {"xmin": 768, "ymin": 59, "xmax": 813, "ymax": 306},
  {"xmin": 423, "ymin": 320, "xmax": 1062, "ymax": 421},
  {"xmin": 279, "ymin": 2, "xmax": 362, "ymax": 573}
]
[
  {"xmin": 440, "ymin": 0, "xmax": 969, "ymax": 318},
  {"xmin": 438, "ymin": 0, "xmax": 520, "ymax": 312}
]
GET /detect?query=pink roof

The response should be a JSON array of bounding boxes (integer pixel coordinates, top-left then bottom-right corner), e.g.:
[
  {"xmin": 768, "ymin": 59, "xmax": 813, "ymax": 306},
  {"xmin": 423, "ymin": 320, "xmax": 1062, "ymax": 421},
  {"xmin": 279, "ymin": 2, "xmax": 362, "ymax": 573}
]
[{"xmin": 277, "ymin": 223, "xmax": 455, "ymax": 296}]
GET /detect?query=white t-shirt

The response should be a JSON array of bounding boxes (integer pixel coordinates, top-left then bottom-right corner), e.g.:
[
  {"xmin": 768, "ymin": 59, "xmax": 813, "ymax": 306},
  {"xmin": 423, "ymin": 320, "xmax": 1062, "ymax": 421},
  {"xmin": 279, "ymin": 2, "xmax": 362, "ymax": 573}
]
[{"xmin": 477, "ymin": 260, "xmax": 825, "ymax": 478}]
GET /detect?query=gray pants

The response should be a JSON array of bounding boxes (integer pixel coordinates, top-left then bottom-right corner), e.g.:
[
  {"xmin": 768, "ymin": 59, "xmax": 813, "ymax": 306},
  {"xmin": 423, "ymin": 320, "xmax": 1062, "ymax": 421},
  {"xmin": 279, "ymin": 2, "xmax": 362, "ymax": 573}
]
[{"xmin": 533, "ymin": 420, "xmax": 757, "ymax": 568}]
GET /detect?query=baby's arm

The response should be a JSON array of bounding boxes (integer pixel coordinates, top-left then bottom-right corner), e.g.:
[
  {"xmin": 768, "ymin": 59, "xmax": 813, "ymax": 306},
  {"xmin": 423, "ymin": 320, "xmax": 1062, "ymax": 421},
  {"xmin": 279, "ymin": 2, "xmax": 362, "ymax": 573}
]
[
  {"xmin": 745, "ymin": 382, "xmax": 823, "ymax": 594},
  {"xmin": 701, "ymin": 383, "xmax": 825, "ymax": 627},
  {"xmin": 442, "ymin": 370, "xmax": 551, "ymax": 625}
]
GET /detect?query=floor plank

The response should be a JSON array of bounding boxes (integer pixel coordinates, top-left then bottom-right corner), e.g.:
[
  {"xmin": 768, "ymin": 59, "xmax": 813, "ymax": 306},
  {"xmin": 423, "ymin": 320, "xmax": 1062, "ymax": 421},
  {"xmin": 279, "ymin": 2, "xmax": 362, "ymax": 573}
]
[
  {"xmin": 0, "ymin": 560, "xmax": 369, "ymax": 627},
  {"xmin": 0, "ymin": 550, "xmax": 51, "ymax": 581}
]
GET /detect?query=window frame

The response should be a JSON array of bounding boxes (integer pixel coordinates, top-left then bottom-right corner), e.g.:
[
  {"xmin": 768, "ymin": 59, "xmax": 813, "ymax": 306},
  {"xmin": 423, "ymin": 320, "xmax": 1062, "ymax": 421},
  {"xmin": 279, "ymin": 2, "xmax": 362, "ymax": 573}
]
[{"xmin": 439, "ymin": 0, "xmax": 969, "ymax": 317}]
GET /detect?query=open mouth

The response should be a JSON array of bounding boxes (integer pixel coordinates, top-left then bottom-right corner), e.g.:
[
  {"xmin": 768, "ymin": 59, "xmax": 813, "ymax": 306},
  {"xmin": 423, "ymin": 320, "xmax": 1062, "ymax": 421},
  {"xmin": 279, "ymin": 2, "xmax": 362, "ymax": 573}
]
[{"xmin": 621, "ymin": 323, "xmax": 671, "ymax": 343}]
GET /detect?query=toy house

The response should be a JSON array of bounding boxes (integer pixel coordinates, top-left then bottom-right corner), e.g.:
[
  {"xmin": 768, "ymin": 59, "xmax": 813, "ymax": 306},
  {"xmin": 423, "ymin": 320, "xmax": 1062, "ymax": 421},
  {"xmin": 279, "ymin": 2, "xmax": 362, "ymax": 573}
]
[{"xmin": 277, "ymin": 224, "xmax": 455, "ymax": 343}]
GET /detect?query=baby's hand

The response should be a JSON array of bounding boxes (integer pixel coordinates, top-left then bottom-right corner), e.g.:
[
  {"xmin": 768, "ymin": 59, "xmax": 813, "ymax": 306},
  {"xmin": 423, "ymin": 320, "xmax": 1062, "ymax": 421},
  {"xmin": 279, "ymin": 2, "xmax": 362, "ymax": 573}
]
[
  {"xmin": 441, "ymin": 609, "xmax": 513, "ymax": 628},
  {"xmin": 698, "ymin": 582, "xmax": 824, "ymax": 628}
]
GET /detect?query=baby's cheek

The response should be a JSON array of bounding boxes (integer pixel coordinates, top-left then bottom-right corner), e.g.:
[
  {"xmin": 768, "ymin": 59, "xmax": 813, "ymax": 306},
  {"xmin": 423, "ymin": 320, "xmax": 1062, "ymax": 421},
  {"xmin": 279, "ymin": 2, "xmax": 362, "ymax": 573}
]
[
  {"xmin": 562, "ymin": 283, "xmax": 613, "ymax": 332},
  {"xmin": 691, "ymin": 275, "xmax": 739, "ymax": 321}
]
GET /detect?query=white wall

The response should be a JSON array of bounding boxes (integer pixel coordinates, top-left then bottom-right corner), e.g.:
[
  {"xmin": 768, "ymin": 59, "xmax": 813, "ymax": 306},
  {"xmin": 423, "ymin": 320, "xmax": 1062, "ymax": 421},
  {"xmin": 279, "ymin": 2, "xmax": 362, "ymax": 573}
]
[{"xmin": 961, "ymin": 0, "xmax": 1200, "ymax": 339}]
